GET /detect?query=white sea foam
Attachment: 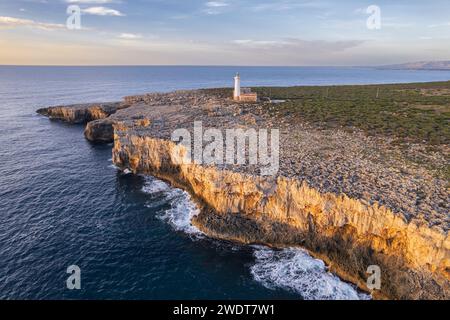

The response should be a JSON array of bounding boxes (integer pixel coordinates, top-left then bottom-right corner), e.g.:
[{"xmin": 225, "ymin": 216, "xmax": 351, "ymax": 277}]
[
  {"xmin": 142, "ymin": 176, "xmax": 203, "ymax": 236},
  {"xmin": 251, "ymin": 247, "xmax": 371, "ymax": 300},
  {"xmin": 142, "ymin": 177, "xmax": 171, "ymax": 194},
  {"xmin": 158, "ymin": 188, "xmax": 203, "ymax": 236},
  {"xmin": 142, "ymin": 176, "xmax": 368, "ymax": 299}
]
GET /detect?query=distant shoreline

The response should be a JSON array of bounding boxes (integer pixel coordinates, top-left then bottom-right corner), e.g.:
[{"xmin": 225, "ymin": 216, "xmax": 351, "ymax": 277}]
[
  {"xmin": 375, "ymin": 67, "xmax": 450, "ymax": 71},
  {"xmin": 376, "ymin": 60, "xmax": 450, "ymax": 71}
]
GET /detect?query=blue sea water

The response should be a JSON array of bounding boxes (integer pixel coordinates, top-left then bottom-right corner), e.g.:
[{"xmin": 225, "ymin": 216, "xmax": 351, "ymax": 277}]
[{"xmin": 1, "ymin": 66, "xmax": 449, "ymax": 300}]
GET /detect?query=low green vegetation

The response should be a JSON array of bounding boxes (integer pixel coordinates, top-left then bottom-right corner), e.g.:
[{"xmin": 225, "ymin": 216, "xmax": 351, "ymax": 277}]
[
  {"xmin": 253, "ymin": 81, "xmax": 450, "ymax": 146},
  {"xmin": 204, "ymin": 81, "xmax": 450, "ymax": 145},
  {"xmin": 203, "ymin": 82, "xmax": 450, "ymax": 182}
]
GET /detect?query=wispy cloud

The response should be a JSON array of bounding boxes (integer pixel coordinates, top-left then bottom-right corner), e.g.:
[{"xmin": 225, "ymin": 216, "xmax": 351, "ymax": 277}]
[
  {"xmin": 428, "ymin": 22, "xmax": 450, "ymax": 28},
  {"xmin": 3, "ymin": 1, "xmax": 450, "ymax": 66},
  {"xmin": 65, "ymin": 0, "xmax": 119, "ymax": 3},
  {"xmin": 231, "ymin": 38, "xmax": 363, "ymax": 51},
  {"xmin": 250, "ymin": 0, "xmax": 327, "ymax": 12},
  {"xmin": 202, "ymin": 1, "xmax": 229, "ymax": 15},
  {"xmin": 118, "ymin": 33, "xmax": 142, "ymax": 40},
  {"xmin": 205, "ymin": 1, "xmax": 228, "ymax": 7},
  {"xmin": 82, "ymin": 6, "xmax": 124, "ymax": 16},
  {"xmin": 0, "ymin": 16, "xmax": 65, "ymax": 30}
]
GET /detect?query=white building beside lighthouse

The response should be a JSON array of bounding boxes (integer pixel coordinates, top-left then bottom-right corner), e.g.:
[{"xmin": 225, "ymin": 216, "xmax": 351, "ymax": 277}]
[{"xmin": 233, "ymin": 73, "xmax": 257, "ymax": 102}]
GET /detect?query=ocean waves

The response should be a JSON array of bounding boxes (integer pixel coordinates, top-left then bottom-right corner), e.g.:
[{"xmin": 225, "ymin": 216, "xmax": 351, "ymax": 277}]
[
  {"xmin": 141, "ymin": 175, "xmax": 369, "ymax": 300},
  {"xmin": 142, "ymin": 176, "xmax": 203, "ymax": 236},
  {"xmin": 251, "ymin": 247, "xmax": 370, "ymax": 300}
]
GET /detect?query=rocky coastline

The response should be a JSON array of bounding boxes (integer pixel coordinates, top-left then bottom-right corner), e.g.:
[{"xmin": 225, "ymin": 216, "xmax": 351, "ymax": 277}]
[
  {"xmin": 37, "ymin": 89, "xmax": 449, "ymax": 300},
  {"xmin": 37, "ymin": 102, "xmax": 129, "ymax": 124}
]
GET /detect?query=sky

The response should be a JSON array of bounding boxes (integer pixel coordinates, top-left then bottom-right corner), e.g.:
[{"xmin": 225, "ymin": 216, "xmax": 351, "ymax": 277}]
[{"xmin": 0, "ymin": 0, "xmax": 449, "ymax": 66}]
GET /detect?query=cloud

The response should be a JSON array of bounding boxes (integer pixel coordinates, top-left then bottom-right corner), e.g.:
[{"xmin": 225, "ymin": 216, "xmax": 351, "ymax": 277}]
[
  {"xmin": 202, "ymin": 9, "xmax": 221, "ymax": 15},
  {"xmin": 250, "ymin": 0, "xmax": 327, "ymax": 12},
  {"xmin": 0, "ymin": 16, "xmax": 65, "ymax": 30},
  {"xmin": 65, "ymin": 0, "xmax": 118, "ymax": 3},
  {"xmin": 428, "ymin": 22, "xmax": 450, "ymax": 28},
  {"xmin": 231, "ymin": 38, "xmax": 363, "ymax": 51},
  {"xmin": 232, "ymin": 39, "xmax": 282, "ymax": 47},
  {"xmin": 202, "ymin": 1, "xmax": 229, "ymax": 15},
  {"xmin": 3, "ymin": 34, "xmax": 447, "ymax": 66},
  {"xmin": 221, "ymin": 38, "xmax": 367, "ymax": 65},
  {"xmin": 118, "ymin": 33, "xmax": 142, "ymax": 40},
  {"xmin": 82, "ymin": 6, "xmax": 124, "ymax": 16},
  {"xmin": 205, "ymin": 1, "xmax": 228, "ymax": 7}
]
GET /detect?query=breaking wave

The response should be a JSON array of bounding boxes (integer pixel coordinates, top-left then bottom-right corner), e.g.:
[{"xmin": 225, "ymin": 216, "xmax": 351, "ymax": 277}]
[
  {"xmin": 142, "ymin": 176, "xmax": 203, "ymax": 236},
  {"xmin": 142, "ymin": 176, "xmax": 369, "ymax": 300},
  {"xmin": 142, "ymin": 177, "xmax": 171, "ymax": 194},
  {"xmin": 250, "ymin": 247, "xmax": 370, "ymax": 300}
]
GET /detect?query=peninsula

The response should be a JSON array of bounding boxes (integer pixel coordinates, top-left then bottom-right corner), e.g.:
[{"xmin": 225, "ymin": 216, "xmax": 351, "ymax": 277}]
[
  {"xmin": 378, "ymin": 61, "xmax": 450, "ymax": 71},
  {"xmin": 37, "ymin": 81, "xmax": 450, "ymax": 300}
]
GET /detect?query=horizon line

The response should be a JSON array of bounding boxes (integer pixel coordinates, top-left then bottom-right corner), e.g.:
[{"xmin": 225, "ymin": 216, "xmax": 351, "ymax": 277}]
[{"xmin": 0, "ymin": 64, "xmax": 373, "ymax": 68}]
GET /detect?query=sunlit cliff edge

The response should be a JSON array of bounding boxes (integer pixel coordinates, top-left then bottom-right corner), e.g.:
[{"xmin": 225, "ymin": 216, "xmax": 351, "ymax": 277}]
[{"xmin": 37, "ymin": 85, "xmax": 450, "ymax": 299}]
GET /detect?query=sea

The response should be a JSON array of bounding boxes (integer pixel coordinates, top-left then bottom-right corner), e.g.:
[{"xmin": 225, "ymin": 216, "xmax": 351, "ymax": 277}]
[{"xmin": 1, "ymin": 66, "xmax": 449, "ymax": 300}]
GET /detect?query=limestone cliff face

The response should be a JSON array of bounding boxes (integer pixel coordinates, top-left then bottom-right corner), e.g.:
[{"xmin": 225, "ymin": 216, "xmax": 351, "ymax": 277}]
[
  {"xmin": 84, "ymin": 119, "xmax": 115, "ymax": 143},
  {"xmin": 37, "ymin": 102, "xmax": 125, "ymax": 124},
  {"xmin": 112, "ymin": 130, "xmax": 450, "ymax": 300}
]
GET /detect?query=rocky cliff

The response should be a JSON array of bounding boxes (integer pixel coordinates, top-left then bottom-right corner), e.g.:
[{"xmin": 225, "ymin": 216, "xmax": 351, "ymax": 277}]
[
  {"xmin": 84, "ymin": 119, "xmax": 116, "ymax": 143},
  {"xmin": 37, "ymin": 102, "xmax": 127, "ymax": 124},
  {"xmin": 37, "ymin": 90, "xmax": 450, "ymax": 299},
  {"xmin": 112, "ymin": 132, "xmax": 449, "ymax": 300}
]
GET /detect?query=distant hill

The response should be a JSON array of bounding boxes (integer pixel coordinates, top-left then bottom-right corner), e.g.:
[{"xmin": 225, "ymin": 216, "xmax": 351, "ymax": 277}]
[{"xmin": 378, "ymin": 61, "xmax": 450, "ymax": 70}]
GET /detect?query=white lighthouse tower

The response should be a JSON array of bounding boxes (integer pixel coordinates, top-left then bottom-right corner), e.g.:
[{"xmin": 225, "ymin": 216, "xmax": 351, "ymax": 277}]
[{"xmin": 233, "ymin": 73, "xmax": 241, "ymax": 101}]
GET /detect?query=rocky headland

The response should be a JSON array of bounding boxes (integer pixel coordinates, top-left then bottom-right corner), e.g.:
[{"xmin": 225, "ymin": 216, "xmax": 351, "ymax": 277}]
[
  {"xmin": 37, "ymin": 88, "xmax": 449, "ymax": 300},
  {"xmin": 37, "ymin": 102, "xmax": 129, "ymax": 124}
]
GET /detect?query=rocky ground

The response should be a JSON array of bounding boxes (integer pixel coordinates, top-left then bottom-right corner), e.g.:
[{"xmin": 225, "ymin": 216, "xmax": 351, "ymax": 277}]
[
  {"xmin": 37, "ymin": 88, "xmax": 450, "ymax": 299},
  {"xmin": 38, "ymin": 90, "xmax": 449, "ymax": 232},
  {"xmin": 87, "ymin": 90, "xmax": 448, "ymax": 233}
]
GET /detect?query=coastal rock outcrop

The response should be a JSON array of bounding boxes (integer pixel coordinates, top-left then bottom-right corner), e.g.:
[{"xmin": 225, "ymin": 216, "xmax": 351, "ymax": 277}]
[
  {"xmin": 37, "ymin": 102, "xmax": 127, "ymax": 124},
  {"xmin": 84, "ymin": 119, "xmax": 116, "ymax": 143}
]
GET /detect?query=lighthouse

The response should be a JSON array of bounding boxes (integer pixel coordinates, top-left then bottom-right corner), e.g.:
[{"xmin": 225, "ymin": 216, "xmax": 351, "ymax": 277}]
[
  {"xmin": 233, "ymin": 73, "xmax": 241, "ymax": 101},
  {"xmin": 232, "ymin": 73, "xmax": 257, "ymax": 102}
]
